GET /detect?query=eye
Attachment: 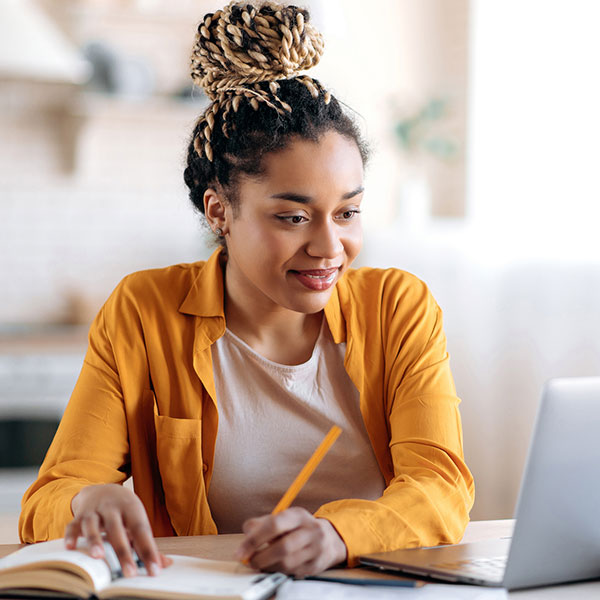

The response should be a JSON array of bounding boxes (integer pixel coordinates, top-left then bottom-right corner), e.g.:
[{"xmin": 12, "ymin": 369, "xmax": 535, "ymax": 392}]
[
  {"xmin": 277, "ymin": 215, "xmax": 308, "ymax": 224},
  {"xmin": 339, "ymin": 209, "xmax": 361, "ymax": 220}
]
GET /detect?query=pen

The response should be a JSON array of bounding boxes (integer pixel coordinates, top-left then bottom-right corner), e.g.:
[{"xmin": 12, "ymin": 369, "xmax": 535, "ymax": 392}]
[{"xmin": 249, "ymin": 573, "xmax": 288, "ymax": 599}]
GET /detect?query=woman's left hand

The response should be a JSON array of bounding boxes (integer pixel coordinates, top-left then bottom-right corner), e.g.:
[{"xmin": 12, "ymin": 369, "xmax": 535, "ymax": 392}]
[{"xmin": 234, "ymin": 507, "xmax": 347, "ymax": 577}]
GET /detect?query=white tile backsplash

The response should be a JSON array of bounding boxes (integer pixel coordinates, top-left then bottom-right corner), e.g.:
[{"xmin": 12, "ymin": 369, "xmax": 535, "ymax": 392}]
[
  {"xmin": 0, "ymin": 353, "xmax": 85, "ymax": 418},
  {"xmin": 0, "ymin": 97, "xmax": 213, "ymax": 325}
]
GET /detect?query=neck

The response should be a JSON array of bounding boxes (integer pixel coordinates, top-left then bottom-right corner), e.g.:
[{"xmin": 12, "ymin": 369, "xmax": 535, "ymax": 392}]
[{"xmin": 223, "ymin": 267, "xmax": 323, "ymax": 365}]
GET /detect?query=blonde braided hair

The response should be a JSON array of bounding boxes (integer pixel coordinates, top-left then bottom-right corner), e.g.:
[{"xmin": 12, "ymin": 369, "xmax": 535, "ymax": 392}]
[
  {"xmin": 183, "ymin": 1, "xmax": 368, "ymax": 231},
  {"xmin": 190, "ymin": 1, "xmax": 331, "ymax": 162}
]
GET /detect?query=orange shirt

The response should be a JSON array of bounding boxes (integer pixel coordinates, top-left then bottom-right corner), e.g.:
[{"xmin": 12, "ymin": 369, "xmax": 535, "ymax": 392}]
[{"xmin": 20, "ymin": 249, "xmax": 474, "ymax": 565}]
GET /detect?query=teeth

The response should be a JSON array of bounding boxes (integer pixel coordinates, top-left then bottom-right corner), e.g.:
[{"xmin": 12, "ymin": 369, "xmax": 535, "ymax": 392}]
[{"xmin": 304, "ymin": 273, "xmax": 334, "ymax": 279}]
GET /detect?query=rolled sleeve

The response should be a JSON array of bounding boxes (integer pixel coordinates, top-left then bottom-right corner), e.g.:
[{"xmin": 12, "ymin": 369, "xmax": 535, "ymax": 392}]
[
  {"xmin": 19, "ymin": 307, "xmax": 130, "ymax": 543},
  {"xmin": 316, "ymin": 288, "xmax": 474, "ymax": 565}
]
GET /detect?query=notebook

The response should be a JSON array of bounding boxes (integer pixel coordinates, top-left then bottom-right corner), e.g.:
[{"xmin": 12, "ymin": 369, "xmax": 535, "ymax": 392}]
[
  {"xmin": 360, "ymin": 377, "xmax": 600, "ymax": 590},
  {"xmin": 0, "ymin": 537, "xmax": 287, "ymax": 599}
]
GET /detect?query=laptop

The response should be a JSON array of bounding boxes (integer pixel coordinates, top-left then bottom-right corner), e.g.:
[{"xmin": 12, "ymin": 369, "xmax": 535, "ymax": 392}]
[{"xmin": 360, "ymin": 377, "xmax": 600, "ymax": 590}]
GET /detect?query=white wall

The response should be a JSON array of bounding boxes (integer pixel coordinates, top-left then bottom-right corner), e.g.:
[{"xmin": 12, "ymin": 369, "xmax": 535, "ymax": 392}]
[
  {"xmin": 468, "ymin": 0, "xmax": 600, "ymax": 246},
  {"xmin": 460, "ymin": 0, "xmax": 600, "ymax": 517},
  {"xmin": 361, "ymin": 0, "xmax": 600, "ymax": 519}
]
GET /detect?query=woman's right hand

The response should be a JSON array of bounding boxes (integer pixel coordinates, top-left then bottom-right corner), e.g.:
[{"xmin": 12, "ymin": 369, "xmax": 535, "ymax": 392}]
[{"xmin": 65, "ymin": 483, "xmax": 171, "ymax": 577}]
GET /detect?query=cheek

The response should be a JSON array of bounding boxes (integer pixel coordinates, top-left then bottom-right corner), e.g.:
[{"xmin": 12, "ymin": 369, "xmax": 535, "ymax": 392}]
[
  {"xmin": 230, "ymin": 221, "xmax": 292, "ymax": 265},
  {"xmin": 344, "ymin": 224, "xmax": 363, "ymax": 259}
]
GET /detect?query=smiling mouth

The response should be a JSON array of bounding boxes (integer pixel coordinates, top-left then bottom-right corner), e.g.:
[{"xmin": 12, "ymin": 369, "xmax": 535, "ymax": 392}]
[
  {"xmin": 294, "ymin": 268, "xmax": 338, "ymax": 276},
  {"xmin": 290, "ymin": 268, "xmax": 340, "ymax": 291},
  {"xmin": 291, "ymin": 267, "xmax": 340, "ymax": 278}
]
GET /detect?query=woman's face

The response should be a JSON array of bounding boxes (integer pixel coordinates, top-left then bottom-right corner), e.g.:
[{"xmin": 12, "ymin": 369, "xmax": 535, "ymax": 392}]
[{"xmin": 222, "ymin": 130, "xmax": 364, "ymax": 316}]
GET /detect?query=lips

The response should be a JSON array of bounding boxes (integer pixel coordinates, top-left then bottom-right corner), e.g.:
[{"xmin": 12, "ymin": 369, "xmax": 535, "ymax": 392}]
[
  {"xmin": 290, "ymin": 267, "xmax": 340, "ymax": 291},
  {"xmin": 294, "ymin": 268, "xmax": 339, "ymax": 277}
]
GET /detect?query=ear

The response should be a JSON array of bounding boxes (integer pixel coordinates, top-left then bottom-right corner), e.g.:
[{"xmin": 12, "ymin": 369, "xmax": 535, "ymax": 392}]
[{"xmin": 204, "ymin": 188, "xmax": 228, "ymax": 235}]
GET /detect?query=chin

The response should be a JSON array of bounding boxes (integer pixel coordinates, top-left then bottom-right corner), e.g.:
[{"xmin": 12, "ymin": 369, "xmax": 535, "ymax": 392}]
[{"xmin": 285, "ymin": 292, "xmax": 334, "ymax": 315}]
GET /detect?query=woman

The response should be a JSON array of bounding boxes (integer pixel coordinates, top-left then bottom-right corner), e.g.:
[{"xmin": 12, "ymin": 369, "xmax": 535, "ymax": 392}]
[{"xmin": 20, "ymin": 1, "xmax": 474, "ymax": 578}]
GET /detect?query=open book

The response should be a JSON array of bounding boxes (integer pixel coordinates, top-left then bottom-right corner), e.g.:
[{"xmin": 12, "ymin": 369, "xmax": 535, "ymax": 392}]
[{"xmin": 0, "ymin": 539, "xmax": 286, "ymax": 600}]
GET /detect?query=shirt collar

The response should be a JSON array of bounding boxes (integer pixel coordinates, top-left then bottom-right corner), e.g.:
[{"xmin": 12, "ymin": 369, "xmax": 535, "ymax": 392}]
[
  {"xmin": 178, "ymin": 246, "xmax": 347, "ymax": 344},
  {"xmin": 324, "ymin": 279, "xmax": 347, "ymax": 344},
  {"xmin": 178, "ymin": 247, "xmax": 226, "ymax": 318}
]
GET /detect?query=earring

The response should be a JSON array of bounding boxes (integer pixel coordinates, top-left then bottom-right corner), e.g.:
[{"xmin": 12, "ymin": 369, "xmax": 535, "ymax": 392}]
[{"xmin": 215, "ymin": 227, "xmax": 223, "ymax": 236}]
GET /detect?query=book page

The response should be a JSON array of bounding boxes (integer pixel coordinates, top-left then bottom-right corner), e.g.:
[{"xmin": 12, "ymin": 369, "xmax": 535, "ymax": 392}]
[
  {"xmin": 0, "ymin": 538, "xmax": 112, "ymax": 592},
  {"xmin": 1, "ymin": 540, "xmax": 286, "ymax": 599},
  {"xmin": 0, "ymin": 568, "xmax": 92, "ymax": 598},
  {"xmin": 101, "ymin": 555, "xmax": 270, "ymax": 600}
]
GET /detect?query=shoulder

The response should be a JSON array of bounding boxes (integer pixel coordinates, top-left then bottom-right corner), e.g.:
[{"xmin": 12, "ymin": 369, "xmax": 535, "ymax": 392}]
[
  {"xmin": 335, "ymin": 266, "xmax": 443, "ymax": 353},
  {"xmin": 118, "ymin": 261, "xmax": 206, "ymax": 295},
  {"xmin": 338, "ymin": 267, "xmax": 446, "ymax": 374},
  {"xmin": 338, "ymin": 266, "xmax": 435, "ymax": 315},
  {"xmin": 103, "ymin": 261, "xmax": 209, "ymax": 317}
]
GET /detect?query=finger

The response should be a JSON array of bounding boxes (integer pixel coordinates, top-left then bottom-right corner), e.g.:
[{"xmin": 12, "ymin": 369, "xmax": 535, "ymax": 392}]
[
  {"xmin": 293, "ymin": 521, "xmax": 347, "ymax": 577},
  {"xmin": 294, "ymin": 556, "xmax": 326, "ymax": 579},
  {"xmin": 241, "ymin": 508, "xmax": 310, "ymax": 555},
  {"xmin": 103, "ymin": 510, "xmax": 138, "ymax": 577},
  {"xmin": 80, "ymin": 512, "xmax": 105, "ymax": 559},
  {"xmin": 250, "ymin": 526, "xmax": 314, "ymax": 572},
  {"xmin": 242, "ymin": 514, "xmax": 270, "ymax": 536},
  {"xmin": 64, "ymin": 520, "xmax": 82, "ymax": 549},
  {"xmin": 235, "ymin": 515, "xmax": 271, "ymax": 561},
  {"xmin": 127, "ymin": 516, "xmax": 163, "ymax": 577},
  {"xmin": 254, "ymin": 541, "xmax": 316, "ymax": 575},
  {"xmin": 236, "ymin": 508, "xmax": 310, "ymax": 561},
  {"xmin": 160, "ymin": 553, "xmax": 173, "ymax": 568}
]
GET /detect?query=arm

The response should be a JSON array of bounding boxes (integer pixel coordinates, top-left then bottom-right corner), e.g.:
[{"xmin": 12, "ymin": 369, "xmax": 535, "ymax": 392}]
[
  {"xmin": 19, "ymin": 294, "xmax": 166, "ymax": 575},
  {"xmin": 19, "ymin": 306, "xmax": 130, "ymax": 542},
  {"xmin": 314, "ymin": 294, "xmax": 474, "ymax": 565}
]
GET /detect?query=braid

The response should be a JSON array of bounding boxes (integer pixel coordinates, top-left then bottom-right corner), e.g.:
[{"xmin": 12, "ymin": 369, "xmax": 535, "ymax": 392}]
[
  {"xmin": 190, "ymin": 1, "xmax": 326, "ymax": 161},
  {"xmin": 183, "ymin": 1, "xmax": 368, "ymax": 226}
]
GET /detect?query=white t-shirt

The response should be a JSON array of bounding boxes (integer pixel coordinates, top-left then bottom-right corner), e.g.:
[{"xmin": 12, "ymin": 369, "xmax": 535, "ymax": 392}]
[{"xmin": 208, "ymin": 319, "xmax": 385, "ymax": 533}]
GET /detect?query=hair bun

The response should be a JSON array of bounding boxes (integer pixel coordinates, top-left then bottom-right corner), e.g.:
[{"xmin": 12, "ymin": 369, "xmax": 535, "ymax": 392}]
[{"xmin": 191, "ymin": 1, "xmax": 324, "ymax": 99}]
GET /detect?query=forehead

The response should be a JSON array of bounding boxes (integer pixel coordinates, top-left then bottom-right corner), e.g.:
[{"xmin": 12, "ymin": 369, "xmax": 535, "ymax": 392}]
[{"xmin": 252, "ymin": 131, "xmax": 364, "ymax": 191}]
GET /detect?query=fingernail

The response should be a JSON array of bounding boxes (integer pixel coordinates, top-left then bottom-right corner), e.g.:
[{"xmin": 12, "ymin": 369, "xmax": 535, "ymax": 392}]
[
  {"xmin": 242, "ymin": 520, "xmax": 259, "ymax": 535},
  {"xmin": 147, "ymin": 562, "xmax": 161, "ymax": 577},
  {"xmin": 163, "ymin": 556, "xmax": 174, "ymax": 567},
  {"xmin": 90, "ymin": 544, "xmax": 104, "ymax": 559},
  {"xmin": 123, "ymin": 563, "xmax": 137, "ymax": 577}
]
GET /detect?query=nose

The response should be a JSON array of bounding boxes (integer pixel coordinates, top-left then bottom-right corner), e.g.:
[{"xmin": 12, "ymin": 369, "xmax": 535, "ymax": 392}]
[{"xmin": 305, "ymin": 219, "xmax": 344, "ymax": 259}]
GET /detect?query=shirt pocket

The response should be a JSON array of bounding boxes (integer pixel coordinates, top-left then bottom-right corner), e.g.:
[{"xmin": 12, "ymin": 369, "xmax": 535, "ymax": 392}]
[{"xmin": 152, "ymin": 394, "xmax": 204, "ymax": 536}]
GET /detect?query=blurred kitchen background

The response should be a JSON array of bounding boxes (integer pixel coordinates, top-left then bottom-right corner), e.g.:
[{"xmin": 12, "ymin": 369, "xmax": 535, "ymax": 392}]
[{"xmin": 1, "ymin": 0, "xmax": 599, "ymax": 543}]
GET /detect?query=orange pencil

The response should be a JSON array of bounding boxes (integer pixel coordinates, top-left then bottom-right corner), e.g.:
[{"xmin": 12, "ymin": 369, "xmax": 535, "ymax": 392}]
[
  {"xmin": 271, "ymin": 425, "xmax": 342, "ymax": 514},
  {"xmin": 241, "ymin": 425, "xmax": 342, "ymax": 564}
]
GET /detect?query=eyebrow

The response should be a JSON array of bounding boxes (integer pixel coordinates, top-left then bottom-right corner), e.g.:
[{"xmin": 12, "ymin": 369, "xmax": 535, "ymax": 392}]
[{"xmin": 269, "ymin": 186, "xmax": 364, "ymax": 204}]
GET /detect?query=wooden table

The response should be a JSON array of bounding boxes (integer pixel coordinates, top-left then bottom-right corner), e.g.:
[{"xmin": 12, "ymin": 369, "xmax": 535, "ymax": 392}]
[
  {"xmin": 2, "ymin": 521, "xmax": 600, "ymax": 598},
  {"xmin": 0, "ymin": 520, "xmax": 512, "ymax": 561}
]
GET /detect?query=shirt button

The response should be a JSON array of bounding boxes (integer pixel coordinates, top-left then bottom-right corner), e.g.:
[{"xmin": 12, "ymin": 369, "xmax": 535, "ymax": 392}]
[{"xmin": 202, "ymin": 463, "xmax": 209, "ymax": 473}]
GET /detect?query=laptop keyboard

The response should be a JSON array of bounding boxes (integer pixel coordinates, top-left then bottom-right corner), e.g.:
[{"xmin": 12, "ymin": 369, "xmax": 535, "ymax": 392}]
[{"xmin": 432, "ymin": 556, "xmax": 506, "ymax": 580}]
